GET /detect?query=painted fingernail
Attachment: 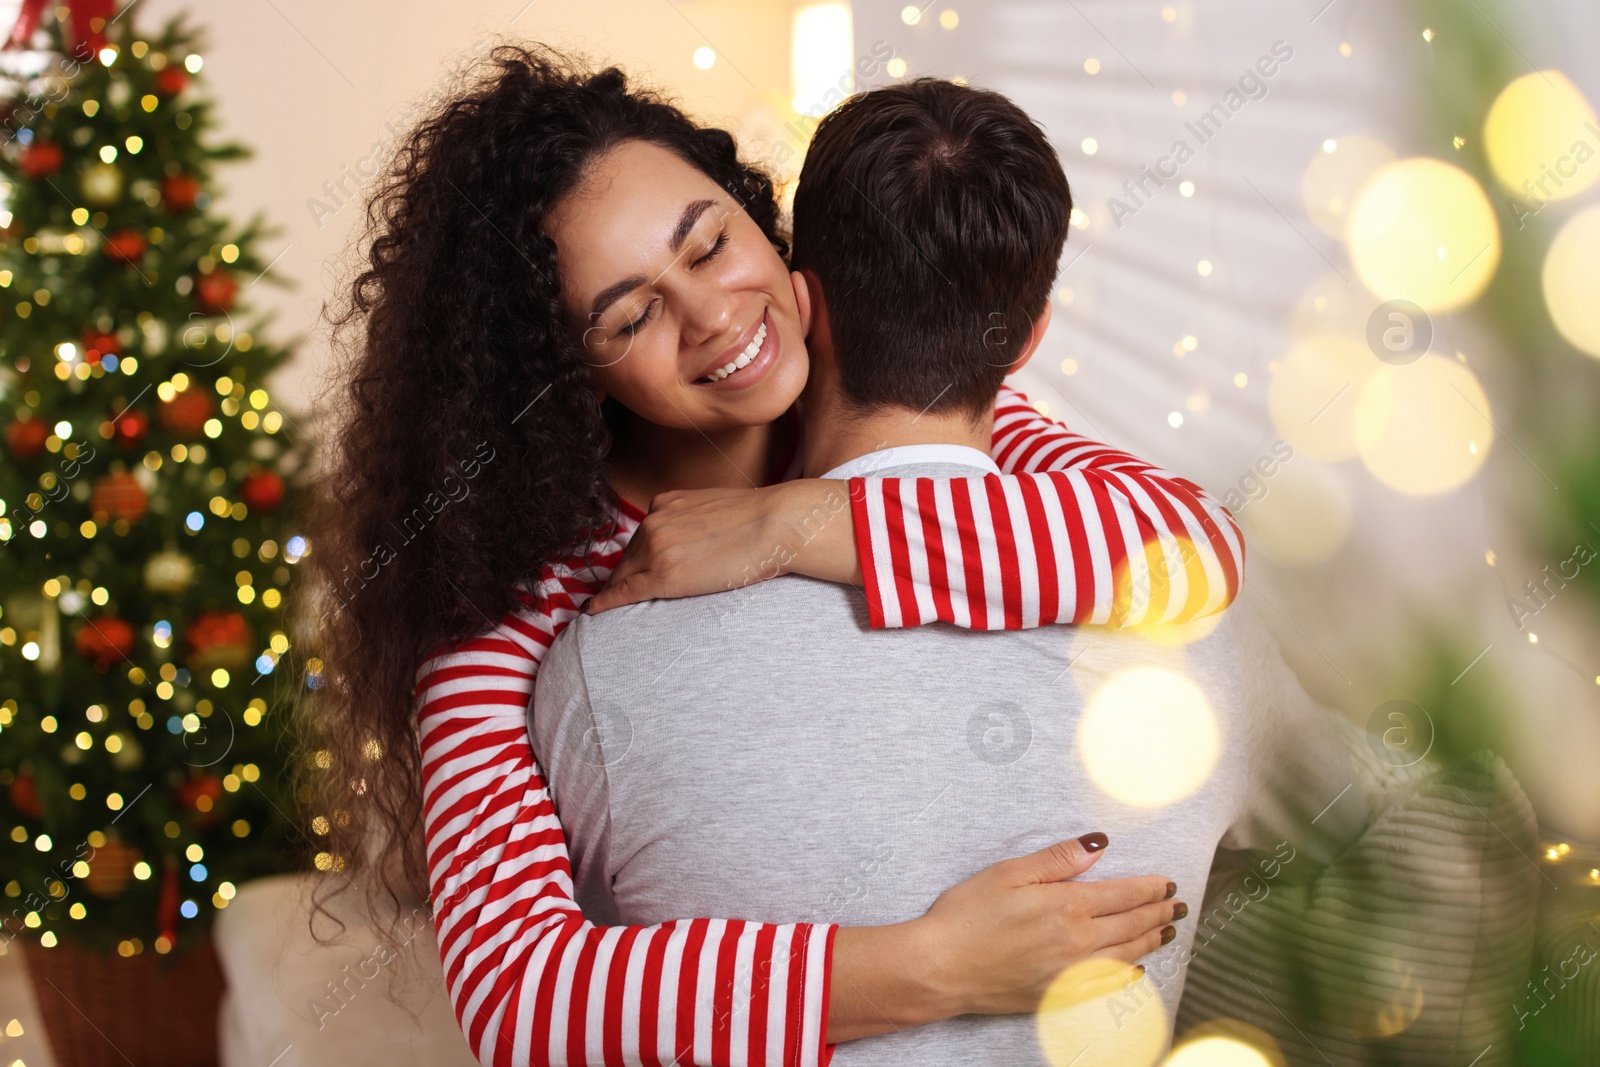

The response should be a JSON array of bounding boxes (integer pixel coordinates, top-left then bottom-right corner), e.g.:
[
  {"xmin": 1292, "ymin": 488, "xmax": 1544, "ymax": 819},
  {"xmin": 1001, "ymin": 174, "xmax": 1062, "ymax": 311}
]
[
  {"xmin": 1172, "ymin": 902, "xmax": 1188, "ymax": 921},
  {"xmin": 1164, "ymin": 880, "xmax": 1177, "ymax": 899},
  {"xmin": 1078, "ymin": 832, "xmax": 1109, "ymax": 852},
  {"xmin": 1160, "ymin": 925, "xmax": 1176, "ymax": 945}
]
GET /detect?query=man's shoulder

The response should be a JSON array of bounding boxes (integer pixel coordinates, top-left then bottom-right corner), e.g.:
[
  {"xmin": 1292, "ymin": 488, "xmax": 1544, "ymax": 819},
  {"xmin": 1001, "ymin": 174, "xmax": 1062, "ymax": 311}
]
[
  {"xmin": 563, "ymin": 574, "xmax": 871, "ymax": 682},
  {"xmin": 581, "ymin": 573, "xmax": 870, "ymax": 632}
]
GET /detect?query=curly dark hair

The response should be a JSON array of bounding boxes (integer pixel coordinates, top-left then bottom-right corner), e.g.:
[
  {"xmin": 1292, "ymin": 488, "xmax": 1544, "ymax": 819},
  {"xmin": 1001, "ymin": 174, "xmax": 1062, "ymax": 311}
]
[{"xmin": 299, "ymin": 40, "xmax": 789, "ymax": 930}]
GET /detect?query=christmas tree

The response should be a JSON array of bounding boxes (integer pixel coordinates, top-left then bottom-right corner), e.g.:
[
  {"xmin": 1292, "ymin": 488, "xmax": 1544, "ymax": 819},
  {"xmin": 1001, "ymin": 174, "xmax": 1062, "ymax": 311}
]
[{"xmin": 0, "ymin": 3, "xmax": 307, "ymax": 958}]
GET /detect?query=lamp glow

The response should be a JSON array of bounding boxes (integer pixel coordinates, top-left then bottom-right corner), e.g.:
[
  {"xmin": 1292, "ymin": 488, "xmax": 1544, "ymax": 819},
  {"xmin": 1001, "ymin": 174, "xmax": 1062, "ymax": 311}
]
[{"xmin": 792, "ymin": 4, "xmax": 853, "ymax": 117}]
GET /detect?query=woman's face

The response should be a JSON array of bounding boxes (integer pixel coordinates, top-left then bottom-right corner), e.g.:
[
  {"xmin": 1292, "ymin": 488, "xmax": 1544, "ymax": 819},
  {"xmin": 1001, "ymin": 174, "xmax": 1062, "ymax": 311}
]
[{"xmin": 548, "ymin": 139, "xmax": 810, "ymax": 433}]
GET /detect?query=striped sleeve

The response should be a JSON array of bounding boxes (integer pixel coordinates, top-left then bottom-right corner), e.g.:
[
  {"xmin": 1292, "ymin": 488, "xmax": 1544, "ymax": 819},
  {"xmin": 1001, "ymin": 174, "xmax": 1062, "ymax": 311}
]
[
  {"xmin": 848, "ymin": 382, "xmax": 1244, "ymax": 630},
  {"xmin": 418, "ymin": 526, "xmax": 837, "ymax": 1067}
]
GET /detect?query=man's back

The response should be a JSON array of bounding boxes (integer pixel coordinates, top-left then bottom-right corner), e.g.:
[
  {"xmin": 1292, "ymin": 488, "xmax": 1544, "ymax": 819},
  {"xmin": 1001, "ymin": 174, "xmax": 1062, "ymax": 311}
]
[{"xmin": 533, "ymin": 463, "xmax": 1359, "ymax": 1065}]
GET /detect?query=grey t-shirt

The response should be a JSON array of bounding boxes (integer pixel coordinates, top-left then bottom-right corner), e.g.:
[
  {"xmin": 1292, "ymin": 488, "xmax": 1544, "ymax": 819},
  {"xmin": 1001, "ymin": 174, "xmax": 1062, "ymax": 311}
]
[{"xmin": 531, "ymin": 460, "xmax": 1365, "ymax": 1066}]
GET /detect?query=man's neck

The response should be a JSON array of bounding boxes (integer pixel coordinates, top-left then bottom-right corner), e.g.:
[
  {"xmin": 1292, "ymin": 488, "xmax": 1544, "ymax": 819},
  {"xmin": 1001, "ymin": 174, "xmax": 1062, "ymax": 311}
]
[{"xmin": 802, "ymin": 392, "xmax": 993, "ymax": 478}]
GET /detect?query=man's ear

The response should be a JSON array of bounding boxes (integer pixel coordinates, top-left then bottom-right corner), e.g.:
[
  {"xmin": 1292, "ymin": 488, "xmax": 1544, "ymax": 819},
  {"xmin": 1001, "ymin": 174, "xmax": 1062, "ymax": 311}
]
[
  {"xmin": 1008, "ymin": 300, "xmax": 1053, "ymax": 376},
  {"xmin": 791, "ymin": 269, "xmax": 821, "ymax": 339}
]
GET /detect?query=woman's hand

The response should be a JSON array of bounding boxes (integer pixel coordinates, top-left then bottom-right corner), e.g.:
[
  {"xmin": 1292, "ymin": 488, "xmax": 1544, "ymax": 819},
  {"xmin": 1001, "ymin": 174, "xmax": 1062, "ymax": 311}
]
[
  {"xmin": 827, "ymin": 834, "xmax": 1182, "ymax": 1042},
  {"xmin": 585, "ymin": 479, "xmax": 861, "ymax": 614}
]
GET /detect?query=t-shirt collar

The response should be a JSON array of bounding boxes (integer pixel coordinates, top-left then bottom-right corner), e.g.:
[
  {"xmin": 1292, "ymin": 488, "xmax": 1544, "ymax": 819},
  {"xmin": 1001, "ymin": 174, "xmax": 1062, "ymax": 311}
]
[{"xmin": 821, "ymin": 443, "xmax": 1000, "ymax": 480}]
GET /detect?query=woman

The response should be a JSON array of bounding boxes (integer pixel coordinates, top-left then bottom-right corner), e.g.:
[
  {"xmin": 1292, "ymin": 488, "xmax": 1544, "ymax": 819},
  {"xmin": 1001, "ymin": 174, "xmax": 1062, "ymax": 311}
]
[{"xmin": 309, "ymin": 42, "xmax": 1240, "ymax": 1067}]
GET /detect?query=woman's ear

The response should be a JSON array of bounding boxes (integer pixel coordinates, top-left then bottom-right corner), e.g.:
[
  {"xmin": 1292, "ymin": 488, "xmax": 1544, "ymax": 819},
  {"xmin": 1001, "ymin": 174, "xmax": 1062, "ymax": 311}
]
[{"xmin": 791, "ymin": 269, "xmax": 814, "ymax": 337}]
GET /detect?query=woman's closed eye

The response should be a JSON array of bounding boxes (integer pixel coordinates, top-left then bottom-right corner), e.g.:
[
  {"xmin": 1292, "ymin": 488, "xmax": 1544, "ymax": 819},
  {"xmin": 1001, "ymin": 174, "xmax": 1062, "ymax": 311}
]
[
  {"xmin": 615, "ymin": 230, "xmax": 730, "ymax": 338},
  {"xmin": 618, "ymin": 300, "xmax": 657, "ymax": 337},
  {"xmin": 693, "ymin": 230, "xmax": 729, "ymax": 268}
]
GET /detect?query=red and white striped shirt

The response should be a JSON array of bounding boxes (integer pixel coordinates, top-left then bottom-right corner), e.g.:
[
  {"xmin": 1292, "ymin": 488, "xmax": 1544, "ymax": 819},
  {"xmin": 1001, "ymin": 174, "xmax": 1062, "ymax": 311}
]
[{"xmin": 417, "ymin": 384, "xmax": 1244, "ymax": 1067}]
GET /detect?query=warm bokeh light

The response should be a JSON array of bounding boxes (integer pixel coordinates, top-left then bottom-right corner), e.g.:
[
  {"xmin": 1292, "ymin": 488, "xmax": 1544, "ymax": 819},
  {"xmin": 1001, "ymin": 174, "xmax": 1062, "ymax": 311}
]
[
  {"xmin": 1268, "ymin": 336, "xmax": 1376, "ymax": 461},
  {"xmin": 1079, "ymin": 668, "xmax": 1219, "ymax": 808},
  {"xmin": 1163, "ymin": 1034, "xmax": 1276, "ymax": 1067},
  {"xmin": 1319, "ymin": 956, "xmax": 1426, "ymax": 1038},
  {"xmin": 1346, "ymin": 158, "xmax": 1500, "ymax": 312},
  {"xmin": 1542, "ymin": 204, "xmax": 1600, "ymax": 359},
  {"xmin": 1239, "ymin": 460, "xmax": 1351, "ymax": 567},
  {"xmin": 1355, "ymin": 353, "xmax": 1493, "ymax": 495},
  {"xmin": 1302, "ymin": 134, "xmax": 1395, "ymax": 237},
  {"xmin": 1037, "ymin": 959, "xmax": 1168, "ymax": 1067},
  {"xmin": 1373, "ymin": 971, "xmax": 1426, "ymax": 1037},
  {"xmin": 1117, "ymin": 535, "xmax": 1212, "ymax": 627},
  {"xmin": 791, "ymin": 4, "xmax": 852, "ymax": 116},
  {"xmin": 1483, "ymin": 70, "xmax": 1599, "ymax": 201},
  {"xmin": 1132, "ymin": 610, "xmax": 1224, "ymax": 647}
]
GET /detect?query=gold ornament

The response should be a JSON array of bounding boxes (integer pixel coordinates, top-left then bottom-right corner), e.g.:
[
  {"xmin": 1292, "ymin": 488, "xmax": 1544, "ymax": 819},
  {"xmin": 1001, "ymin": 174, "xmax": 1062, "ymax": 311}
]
[
  {"xmin": 144, "ymin": 549, "xmax": 196, "ymax": 594},
  {"xmin": 80, "ymin": 161, "xmax": 124, "ymax": 206},
  {"xmin": 110, "ymin": 732, "xmax": 144, "ymax": 771}
]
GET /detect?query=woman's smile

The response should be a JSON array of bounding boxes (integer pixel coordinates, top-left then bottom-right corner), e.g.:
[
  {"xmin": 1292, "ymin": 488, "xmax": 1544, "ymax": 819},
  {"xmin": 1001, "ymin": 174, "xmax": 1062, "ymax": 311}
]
[{"xmin": 693, "ymin": 307, "xmax": 777, "ymax": 388}]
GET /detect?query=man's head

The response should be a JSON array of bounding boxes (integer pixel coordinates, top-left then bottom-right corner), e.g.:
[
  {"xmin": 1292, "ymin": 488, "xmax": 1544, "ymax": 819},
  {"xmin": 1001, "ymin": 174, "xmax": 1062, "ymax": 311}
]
[{"xmin": 791, "ymin": 78, "xmax": 1072, "ymax": 421}]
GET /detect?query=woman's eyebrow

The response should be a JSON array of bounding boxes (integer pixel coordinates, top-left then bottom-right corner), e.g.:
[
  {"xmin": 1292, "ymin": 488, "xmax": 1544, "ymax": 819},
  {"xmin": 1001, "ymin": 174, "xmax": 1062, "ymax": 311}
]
[{"xmin": 588, "ymin": 198, "xmax": 718, "ymax": 319}]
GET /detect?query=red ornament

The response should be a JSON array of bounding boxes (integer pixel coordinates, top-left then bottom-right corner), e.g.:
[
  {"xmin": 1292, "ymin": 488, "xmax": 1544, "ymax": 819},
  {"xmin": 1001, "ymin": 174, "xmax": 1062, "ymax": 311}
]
[
  {"xmin": 239, "ymin": 468, "xmax": 285, "ymax": 513},
  {"xmin": 157, "ymin": 858, "xmax": 180, "ymax": 945},
  {"xmin": 154, "ymin": 66, "xmax": 188, "ymax": 97},
  {"xmin": 75, "ymin": 615, "xmax": 136, "ymax": 670},
  {"xmin": 5, "ymin": 0, "xmax": 116, "ymax": 57},
  {"xmin": 112, "ymin": 407, "xmax": 149, "ymax": 448},
  {"xmin": 157, "ymin": 386, "xmax": 212, "ymax": 436},
  {"xmin": 185, "ymin": 611, "xmax": 253, "ymax": 672},
  {"xmin": 193, "ymin": 270, "xmax": 236, "ymax": 314},
  {"xmin": 162, "ymin": 173, "xmax": 200, "ymax": 212},
  {"xmin": 6, "ymin": 416, "xmax": 48, "ymax": 459},
  {"xmin": 7, "ymin": 773, "xmax": 41, "ymax": 819},
  {"xmin": 176, "ymin": 774, "xmax": 223, "ymax": 826},
  {"xmin": 103, "ymin": 229, "xmax": 147, "ymax": 265},
  {"xmin": 91, "ymin": 471, "xmax": 147, "ymax": 521},
  {"xmin": 81, "ymin": 329, "xmax": 120, "ymax": 363},
  {"xmin": 84, "ymin": 837, "xmax": 140, "ymax": 898},
  {"xmin": 19, "ymin": 140, "xmax": 62, "ymax": 179}
]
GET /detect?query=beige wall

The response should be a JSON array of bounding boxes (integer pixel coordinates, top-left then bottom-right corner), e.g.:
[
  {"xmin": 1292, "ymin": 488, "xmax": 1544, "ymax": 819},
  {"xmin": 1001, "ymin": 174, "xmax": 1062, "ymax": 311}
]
[{"xmin": 128, "ymin": 0, "xmax": 799, "ymax": 411}]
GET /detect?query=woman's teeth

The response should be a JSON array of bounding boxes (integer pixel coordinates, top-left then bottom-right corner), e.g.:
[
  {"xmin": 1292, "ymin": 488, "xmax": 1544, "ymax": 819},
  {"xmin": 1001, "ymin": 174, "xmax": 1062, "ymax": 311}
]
[{"xmin": 704, "ymin": 321, "xmax": 767, "ymax": 382}]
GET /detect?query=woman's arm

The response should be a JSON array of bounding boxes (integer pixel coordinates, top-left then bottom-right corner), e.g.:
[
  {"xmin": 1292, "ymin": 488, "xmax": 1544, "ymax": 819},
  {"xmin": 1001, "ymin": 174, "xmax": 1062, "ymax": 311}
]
[
  {"xmin": 845, "ymin": 383, "xmax": 1244, "ymax": 629},
  {"xmin": 586, "ymin": 384, "xmax": 1243, "ymax": 628},
  {"xmin": 418, "ymin": 565, "xmax": 835, "ymax": 1067},
  {"xmin": 421, "ymin": 536, "xmax": 1181, "ymax": 1066}
]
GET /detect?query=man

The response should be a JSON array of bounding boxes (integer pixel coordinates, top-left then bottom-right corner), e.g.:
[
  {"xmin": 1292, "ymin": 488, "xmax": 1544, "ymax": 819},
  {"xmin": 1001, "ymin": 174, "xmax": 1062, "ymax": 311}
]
[{"xmin": 533, "ymin": 78, "xmax": 1365, "ymax": 1064}]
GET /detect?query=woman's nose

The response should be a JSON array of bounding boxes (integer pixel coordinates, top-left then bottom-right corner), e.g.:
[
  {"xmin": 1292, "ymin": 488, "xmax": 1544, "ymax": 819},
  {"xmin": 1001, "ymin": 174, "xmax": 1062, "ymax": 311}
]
[{"xmin": 679, "ymin": 287, "xmax": 735, "ymax": 346}]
